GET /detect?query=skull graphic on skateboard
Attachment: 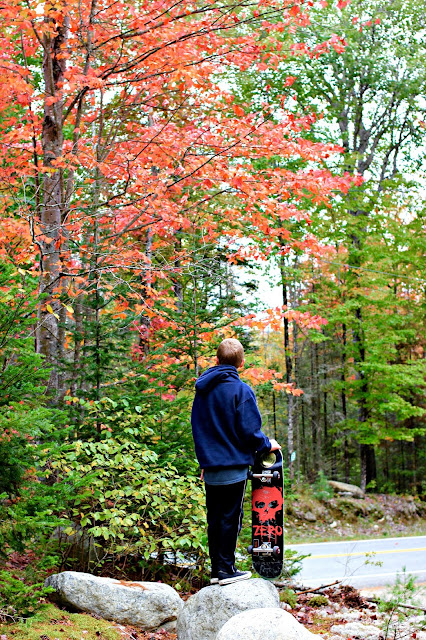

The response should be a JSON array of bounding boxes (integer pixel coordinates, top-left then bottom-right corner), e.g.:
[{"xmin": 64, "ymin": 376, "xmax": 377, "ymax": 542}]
[{"xmin": 248, "ymin": 449, "xmax": 284, "ymax": 578}]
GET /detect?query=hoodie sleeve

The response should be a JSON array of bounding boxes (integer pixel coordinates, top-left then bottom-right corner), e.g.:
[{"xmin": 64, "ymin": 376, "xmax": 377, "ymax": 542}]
[{"xmin": 236, "ymin": 392, "xmax": 271, "ymax": 455}]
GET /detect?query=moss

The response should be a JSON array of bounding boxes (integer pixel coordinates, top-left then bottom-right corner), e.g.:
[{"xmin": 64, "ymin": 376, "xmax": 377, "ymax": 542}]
[
  {"xmin": 0, "ymin": 603, "xmax": 121, "ymax": 639},
  {"xmin": 308, "ymin": 594, "xmax": 329, "ymax": 607},
  {"xmin": 279, "ymin": 588, "xmax": 298, "ymax": 608}
]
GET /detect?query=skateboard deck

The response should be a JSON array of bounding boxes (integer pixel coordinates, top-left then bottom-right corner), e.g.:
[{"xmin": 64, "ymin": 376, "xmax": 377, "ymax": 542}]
[{"xmin": 248, "ymin": 449, "xmax": 284, "ymax": 578}]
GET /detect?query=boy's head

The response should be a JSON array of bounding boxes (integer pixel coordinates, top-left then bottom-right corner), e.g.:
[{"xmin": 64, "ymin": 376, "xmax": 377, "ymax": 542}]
[{"xmin": 216, "ymin": 338, "xmax": 244, "ymax": 368}]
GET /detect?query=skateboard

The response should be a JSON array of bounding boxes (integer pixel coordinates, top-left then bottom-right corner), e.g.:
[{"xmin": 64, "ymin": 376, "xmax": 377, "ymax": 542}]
[{"xmin": 247, "ymin": 449, "xmax": 284, "ymax": 578}]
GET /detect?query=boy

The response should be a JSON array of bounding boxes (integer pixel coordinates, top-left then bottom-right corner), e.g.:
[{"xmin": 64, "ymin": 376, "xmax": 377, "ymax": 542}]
[{"xmin": 191, "ymin": 338, "xmax": 281, "ymax": 586}]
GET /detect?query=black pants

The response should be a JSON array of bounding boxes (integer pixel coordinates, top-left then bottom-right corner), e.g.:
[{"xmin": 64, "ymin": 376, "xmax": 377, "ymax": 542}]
[{"xmin": 205, "ymin": 480, "xmax": 246, "ymax": 576}]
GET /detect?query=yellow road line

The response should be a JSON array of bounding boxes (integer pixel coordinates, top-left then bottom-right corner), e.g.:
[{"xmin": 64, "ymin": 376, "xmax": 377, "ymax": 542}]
[{"xmin": 311, "ymin": 547, "xmax": 426, "ymax": 559}]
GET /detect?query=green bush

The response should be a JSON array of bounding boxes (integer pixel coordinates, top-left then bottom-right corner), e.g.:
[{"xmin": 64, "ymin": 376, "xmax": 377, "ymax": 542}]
[
  {"xmin": 313, "ymin": 471, "xmax": 333, "ymax": 501},
  {"xmin": 282, "ymin": 548, "xmax": 311, "ymax": 580},
  {"xmin": 48, "ymin": 434, "xmax": 207, "ymax": 576},
  {"xmin": 308, "ymin": 594, "xmax": 329, "ymax": 607},
  {"xmin": 279, "ymin": 588, "xmax": 298, "ymax": 608},
  {"xmin": 0, "ymin": 404, "xmax": 63, "ymax": 497},
  {"xmin": 0, "ymin": 570, "xmax": 53, "ymax": 622}
]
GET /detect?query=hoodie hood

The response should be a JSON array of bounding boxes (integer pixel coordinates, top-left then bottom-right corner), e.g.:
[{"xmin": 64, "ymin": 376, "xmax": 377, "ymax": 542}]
[{"xmin": 195, "ymin": 365, "xmax": 240, "ymax": 394}]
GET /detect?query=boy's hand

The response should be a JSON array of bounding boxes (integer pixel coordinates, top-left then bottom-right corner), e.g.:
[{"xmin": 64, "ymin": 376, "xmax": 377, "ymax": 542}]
[{"xmin": 269, "ymin": 439, "xmax": 281, "ymax": 451}]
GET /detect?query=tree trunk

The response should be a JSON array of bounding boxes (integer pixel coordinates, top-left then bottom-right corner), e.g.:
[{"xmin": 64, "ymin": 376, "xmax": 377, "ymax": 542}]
[
  {"xmin": 323, "ymin": 341, "xmax": 328, "ymax": 453},
  {"xmin": 360, "ymin": 443, "xmax": 376, "ymax": 492},
  {"xmin": 272, "ymin": 390, "xmax": 277, "ymax": 440},
  {"xmin": 292, "ymin": 313, "xmax": 300, "ymax": 483},
  {"xmin": 353, "ymin": 273, "xmax": 376, "ymax": 491},
  {"xmin": 348, "ymin": 226, "xmax": 376, "ymax": 491},
  {"xmin": 313, "ymin": 341, "xmax": 322, "ymax": 473},
  {"xmin": 341, "ymin": 322, "xmax": 350, "ymax": 483},
  {"xmin": 310, "ymin": 343, "xmax": 318, "ymax": 480},
  {"xmin": 70, "ymin": 295, "xmax": 83, "ymax": 397},
  {"xmin": 301, "ymin": 399, "xmax": 307, "ymax": 477},
  {"xmin": 281, "ymin": 257, "xmax": 294, "ymax": 479},
  {"xmin": 37, "ymin": 8, "xmax": 69, "ymax": 392}
]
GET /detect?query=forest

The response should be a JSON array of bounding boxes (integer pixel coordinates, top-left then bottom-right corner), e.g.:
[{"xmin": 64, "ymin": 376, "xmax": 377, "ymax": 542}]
[{"xmin": 0, "ymin": 0, "xmax": 425, "ymax": 622}]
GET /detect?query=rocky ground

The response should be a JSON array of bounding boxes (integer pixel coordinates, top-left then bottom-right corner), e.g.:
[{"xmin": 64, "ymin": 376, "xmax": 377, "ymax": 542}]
[
  {"xmin": 1, "ymin": 583, "xmax": 425, "ymax": 640},
  {"xmin": 289, "ymin": 583, "xmax": 426, "ymax": 640},
  {"xmin": 5, "ymin": 585, "xmax": 426, "ymax": 640},
  {"xmin": 284, "ymin": 492, "xmax": 426, "ymax": 543},
  {"xmin": 111, "ymin": 582, "xmax": 426, "ymax": 640},
  {"xmin": 3, "ymin": 580, "xmax": 423, "ymax": 640}
]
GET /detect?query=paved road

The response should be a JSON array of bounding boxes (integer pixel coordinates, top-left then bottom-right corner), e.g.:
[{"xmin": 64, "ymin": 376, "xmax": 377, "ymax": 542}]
[{"xmin": 287, "ymin": 535, "xmax": 426, "ymax": 589}]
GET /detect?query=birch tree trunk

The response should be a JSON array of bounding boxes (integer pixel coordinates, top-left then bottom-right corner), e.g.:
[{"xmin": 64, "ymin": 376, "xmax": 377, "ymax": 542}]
[{"xmin": 37, "ymin": 6, "xmax": 69, "ymax": 393}]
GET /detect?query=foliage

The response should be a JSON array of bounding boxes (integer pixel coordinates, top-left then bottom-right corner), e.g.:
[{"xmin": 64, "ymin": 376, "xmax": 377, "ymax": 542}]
[
  {"xmin": 0, "ymin": 571, "xmax": 53, "ymax": 623},
  {"xmin": 378, "ymin": 569, "xmax": 426, "ymax": 639},
  {"xmin": 308, "ymin": 594, "xmax": 329, "ymax": 607},
  {"xmin": 0, "ymin": 0, "xmax": 353, "ymax": 396},
  {"xmin": 282, "ymin": 548, "xmax": 311, "ymax": 581},
  {"xmin": 0, "ymin": 404, "xmax": 63, "ymax": 496},
  {"xmin": 280, "ymin": 588, "xmax": 298, "ymax": 608},
  {"xmin": 0, "ymin": 266, "xmax": 47, "ymax": 405},
  {"xmin": 312, "ymin": 472, "xmax": 334, "ymax": 502},
  {"xmin": 231, "ymin": 0, "xmax": 426, "ymax": 490},
  {"xmin": 48, "ymin": 434, "xmax": 207, "ymax": 575}
]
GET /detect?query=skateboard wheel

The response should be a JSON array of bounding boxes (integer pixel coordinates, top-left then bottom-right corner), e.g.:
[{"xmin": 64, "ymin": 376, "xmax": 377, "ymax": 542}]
[
  {"xmin": 273, "ymin": 546, "xmax": 280, "ymax": 557},
  {"xmin": 247, "ymin": 470, "xmax": 253, "ymax": 479},
  {"xmin": 273, "ymin": 471, "xmax": 280, "ymax": 479},
  {"xmin": 247, "ymin": 545, "xmax": 253, "ymax": 554}
]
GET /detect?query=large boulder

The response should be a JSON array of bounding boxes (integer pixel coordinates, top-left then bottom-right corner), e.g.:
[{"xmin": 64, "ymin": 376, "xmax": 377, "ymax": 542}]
[
  {"xmin": 216, "ymin": 608, "xmax": 322, "ymax": 640},
  {"xmin": 177, "ymin": 578, "xmax": 279, "ymax": 640},
  {"xmin": 45, "ymin": 571, "xmax": 183, "ymax": 630},
  {"xmin": 328, "ymin": 481, "xmax": 365, "ymax": 499}
]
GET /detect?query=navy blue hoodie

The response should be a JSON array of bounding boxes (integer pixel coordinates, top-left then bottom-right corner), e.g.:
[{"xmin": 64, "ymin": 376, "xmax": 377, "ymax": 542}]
[{"xmin": 191, "ymin": 365, "xmax": 271, "ymax": 469}]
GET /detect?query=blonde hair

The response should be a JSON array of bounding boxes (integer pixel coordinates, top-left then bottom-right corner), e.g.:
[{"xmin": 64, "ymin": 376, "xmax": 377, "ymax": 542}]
[{"xmin": 217, "ymin": 338, "xmax": 244, "ymax": 368}]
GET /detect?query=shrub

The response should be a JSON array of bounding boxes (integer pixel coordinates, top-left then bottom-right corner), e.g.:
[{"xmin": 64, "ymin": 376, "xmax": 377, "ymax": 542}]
[
  {"xmin": 0, "ymin": 570, "xmax": 53, "ymax": 622},
  {"xmin": 282, "ymin": 548, "xmax": 311, "ymax": 580},
  {"xmin": 49, "ymin": 435, "xmax": 207, "ymax": 577},
  {"xmin": 313, "ymin": 471, "xmax": 333, "ymax": 501},
  {"xmin": 308, "ymin": 594, "xmax": 329, "ymax": 607},
  {"xmin": 280, "ymin": 588, "xmax": 298, "ymax": 608},
  {"xmin": 378, "ymin": 569, "xmax": 426, "ymax": 639}
]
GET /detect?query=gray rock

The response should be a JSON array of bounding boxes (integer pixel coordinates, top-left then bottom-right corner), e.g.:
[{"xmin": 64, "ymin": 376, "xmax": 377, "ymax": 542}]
[
  {"xmin": 216, "ymin": 607, "xmax": 322, "ymax": 640},
  {"xmin": 330, "ymin": 622, "xmax": 382, "ymax": 640},
  {"xmin": 294, "ymin": 509, "xmax": 317, "ymax": 522},
  {"xmin": 329, "ymin": 481, "xmax": 365, "ymax": 499},
  {"xmin": 303, "ymin": 511, "xmax": 317, "ymax": 522},
  {"xmin": 340, "ymin": 610, "xmax": 363, "ymax": 621},
  {"xmin": 45, "ymin": 571, "xmax": 183, "ymax": 630},
  {"xmin": 177, "ymin": 578, "xmax": 279, "ymax": 640}
]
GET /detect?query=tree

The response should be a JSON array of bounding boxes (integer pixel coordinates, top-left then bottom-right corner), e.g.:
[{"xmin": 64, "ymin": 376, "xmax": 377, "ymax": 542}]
[
  {"xmin": 291, "ymin": 0, "xmax": 426, "ymax": 488},
  {"xmin": 0, "ymin": 0, "xmax": 359, "ymax": 402},
  {"xmin": 230, "ymin": 0, "xmax": 426, "ymax": 488}
]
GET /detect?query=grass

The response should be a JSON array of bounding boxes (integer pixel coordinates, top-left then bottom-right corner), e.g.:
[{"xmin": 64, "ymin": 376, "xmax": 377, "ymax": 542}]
[{"xmin": 0, "ymin": 603, "xmax": 121, "ymax": 640}]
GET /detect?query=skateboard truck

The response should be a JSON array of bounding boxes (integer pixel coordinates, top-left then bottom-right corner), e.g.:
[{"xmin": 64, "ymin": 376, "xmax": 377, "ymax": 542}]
[
  {"xmin": 248, "ymin": 470, "xmax": 280, "ymax": 482},
  {"xmin": 248, "ymin": 542, "xmax": 280, "ymax": 557}
]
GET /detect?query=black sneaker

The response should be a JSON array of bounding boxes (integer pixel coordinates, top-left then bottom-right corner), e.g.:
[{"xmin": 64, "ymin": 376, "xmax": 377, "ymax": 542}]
[{"xmin": 218, "ymin": 570, "xmax": 252, "ymax": 586}]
